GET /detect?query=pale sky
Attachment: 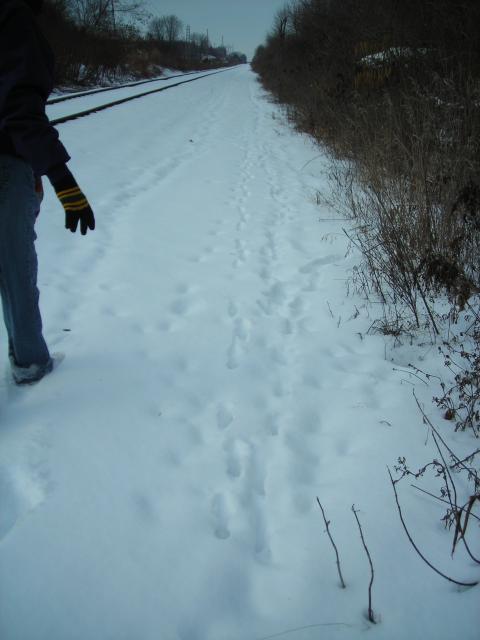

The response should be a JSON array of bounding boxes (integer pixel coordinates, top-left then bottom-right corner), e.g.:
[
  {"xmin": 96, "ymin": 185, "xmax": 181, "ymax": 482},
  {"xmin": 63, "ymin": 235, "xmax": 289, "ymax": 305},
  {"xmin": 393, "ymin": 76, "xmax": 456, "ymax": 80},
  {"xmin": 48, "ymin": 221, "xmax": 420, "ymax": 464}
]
[{"xmin": 145, "ymin": 0, "xmax": 288, "ymax": 60}]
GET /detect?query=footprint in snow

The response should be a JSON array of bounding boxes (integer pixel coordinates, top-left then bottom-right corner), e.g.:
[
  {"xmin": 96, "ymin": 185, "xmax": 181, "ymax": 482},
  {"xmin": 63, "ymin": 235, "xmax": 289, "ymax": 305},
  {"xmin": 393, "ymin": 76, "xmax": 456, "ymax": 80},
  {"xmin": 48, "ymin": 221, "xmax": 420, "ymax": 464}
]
[
  {"xmin": 226, "ymin": 318, "xmax": 250, "ymax": 370},
  {"xmin": 258, "ymin": 281, "xmax": 288, "ymax": 315},
  {"xmin": 0, "ymin": 465, "xmax": 48, "ymax": 541},
  {"xmin": 216, "ymin": 403, "xmax": 234, "ymax": 430},
  {"xmin": 226, "ymin": 336, "xmax": 242, "ymax": 370},
  {"xmin": 224, "ymin": 438, "xmax": 244, "ymax": 479},
  {"xmin": 132, "ymin": 491, "xmax": 159, "ymax": 524},
  {"xmin": 264, "ymin": 412, "xmax": 281, "ymax": 436},
  {"xmin": 170, "ymin": 298, "xmax": 190, "ymax": 316},
  {"xmin": 227, "ymin": 300, "xmax": 238, "ymax": 318},
  {"xmin": 299, "ymin": 254, "xmax": 343, "ymax": 274},
  {"xmin": 224, "ymin": 438, "xmax": 266, "ymax": 498},
  {"xmin": 211, "ymin": 493, "xmax": 231, "ymax": 540}
]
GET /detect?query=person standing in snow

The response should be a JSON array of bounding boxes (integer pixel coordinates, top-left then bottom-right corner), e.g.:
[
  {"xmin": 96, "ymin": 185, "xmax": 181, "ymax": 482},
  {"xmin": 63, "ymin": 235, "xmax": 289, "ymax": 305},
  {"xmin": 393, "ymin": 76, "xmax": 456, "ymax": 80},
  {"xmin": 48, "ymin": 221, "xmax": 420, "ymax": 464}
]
[{"xmin": 0, "ymin": 0, "xmax": 95, "ymax": 384}]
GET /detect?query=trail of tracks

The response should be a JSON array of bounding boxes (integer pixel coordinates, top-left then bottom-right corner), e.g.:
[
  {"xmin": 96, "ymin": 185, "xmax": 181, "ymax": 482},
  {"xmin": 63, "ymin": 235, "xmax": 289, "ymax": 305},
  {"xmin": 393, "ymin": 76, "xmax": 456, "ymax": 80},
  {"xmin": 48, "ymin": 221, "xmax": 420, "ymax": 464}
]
[{"xmin": 1, "ymin": 66, "xmax": 477, "ymax": 640}]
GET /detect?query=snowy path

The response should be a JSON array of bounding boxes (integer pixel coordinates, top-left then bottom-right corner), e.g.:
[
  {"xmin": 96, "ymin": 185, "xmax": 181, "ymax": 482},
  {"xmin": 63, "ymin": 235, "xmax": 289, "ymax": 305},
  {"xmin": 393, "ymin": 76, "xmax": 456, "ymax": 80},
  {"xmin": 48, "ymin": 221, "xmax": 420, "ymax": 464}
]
[{"xmin": 0, "ymin": 66, "xmax": 478, "ymax": 639}]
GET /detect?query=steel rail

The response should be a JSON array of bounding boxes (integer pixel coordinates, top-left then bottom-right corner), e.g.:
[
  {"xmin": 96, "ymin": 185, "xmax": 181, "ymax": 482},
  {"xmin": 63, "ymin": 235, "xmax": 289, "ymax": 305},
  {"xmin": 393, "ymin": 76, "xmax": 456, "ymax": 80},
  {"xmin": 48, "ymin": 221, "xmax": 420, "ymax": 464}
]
[
  {"xmin": 47, "ymin": 69, "xmax": 204, "ymax": 105},
  {"xmin": 51, "ymin": 68, "xmax": 233, "ymax": 126}
]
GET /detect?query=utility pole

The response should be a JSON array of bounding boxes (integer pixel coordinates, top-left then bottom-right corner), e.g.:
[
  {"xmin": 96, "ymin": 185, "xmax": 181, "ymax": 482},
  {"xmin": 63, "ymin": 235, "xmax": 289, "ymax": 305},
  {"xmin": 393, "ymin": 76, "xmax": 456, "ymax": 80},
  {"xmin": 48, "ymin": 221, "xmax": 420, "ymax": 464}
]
[
  {"xmin": 185, "ymin": 25, "xmax": 191, "ymax": 61},
  {"xmin": 110, "ymin": 0, "xmax": 116, "ymax": 33}
]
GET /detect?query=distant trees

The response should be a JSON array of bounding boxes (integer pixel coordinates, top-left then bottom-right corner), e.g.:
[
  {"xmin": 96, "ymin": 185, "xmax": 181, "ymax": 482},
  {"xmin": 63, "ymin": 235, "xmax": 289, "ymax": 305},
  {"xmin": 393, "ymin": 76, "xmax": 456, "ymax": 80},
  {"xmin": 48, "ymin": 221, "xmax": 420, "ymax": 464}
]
[
  {"xmin": 41, "ymin": 0, "xmax": 246, "ymax": 86},
  {"xmin": 68, "ymin": 0, "xmax": 147, "ymax": 32},
  {"xmin": 148, "ymin": 14, "xmax": 183, "ymax": 45},
  {"xmin": 228, "ymin": 52, "xmax": 247, "ymax": 64},
  {"xmin": 190, "ymin": 32, "xmax": 209, "ymax": 53},
  {"xmin": 146, "ymin": 15, "xmax": 246, "ymax": 67}
]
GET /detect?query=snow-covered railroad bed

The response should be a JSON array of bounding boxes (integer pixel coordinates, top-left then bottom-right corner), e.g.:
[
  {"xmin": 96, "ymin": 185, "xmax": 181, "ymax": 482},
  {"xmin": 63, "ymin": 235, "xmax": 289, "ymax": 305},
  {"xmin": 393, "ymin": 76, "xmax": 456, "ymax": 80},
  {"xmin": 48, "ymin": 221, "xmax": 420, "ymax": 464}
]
[
  {"xmin": 47, "ymin": 69, "xmax": 202, "ymax": 104},
  {"xmin": 1, "ymin": 66, "xmax": 478, "ymax": 640},
  {"xmin": 46, "ymin": 68, "xmax": 233, "ymax": 123}
]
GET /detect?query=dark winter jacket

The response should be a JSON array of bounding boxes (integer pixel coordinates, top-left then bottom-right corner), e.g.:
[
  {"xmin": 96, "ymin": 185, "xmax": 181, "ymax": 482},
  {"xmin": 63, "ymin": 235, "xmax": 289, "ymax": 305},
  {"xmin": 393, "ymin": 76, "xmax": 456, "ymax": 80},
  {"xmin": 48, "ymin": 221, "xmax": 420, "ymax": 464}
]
[{"xmin": 0, "ymin": 0, "xmax": 70, "ymax": 178}]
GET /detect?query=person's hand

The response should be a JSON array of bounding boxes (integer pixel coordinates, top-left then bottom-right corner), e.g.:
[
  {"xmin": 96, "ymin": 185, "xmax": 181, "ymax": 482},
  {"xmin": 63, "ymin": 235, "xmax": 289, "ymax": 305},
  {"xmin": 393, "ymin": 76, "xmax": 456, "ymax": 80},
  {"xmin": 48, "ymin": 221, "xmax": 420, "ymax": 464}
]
[
  {"xmin": 50, "ymin": 170, "xmax": 95, "ymax": 235},
  {"xmin": 48, "ymin": 165, "xmax": 95, "ymax": 235},
  {"xmin": 56, "ymin": 183, "xmax": 95, "ymax": 235}
]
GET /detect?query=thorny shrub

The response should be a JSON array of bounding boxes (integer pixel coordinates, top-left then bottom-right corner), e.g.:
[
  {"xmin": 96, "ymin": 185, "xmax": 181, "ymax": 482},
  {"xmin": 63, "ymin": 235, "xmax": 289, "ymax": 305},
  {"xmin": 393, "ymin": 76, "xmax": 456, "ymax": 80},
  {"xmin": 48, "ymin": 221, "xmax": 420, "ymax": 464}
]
[
  {"xmin": 435, "ymin": 305, "xmax": 480, "ymax": 437},
  {"xmin": 394, "ymin": 440, "xmax": 479, "ymax": 566}
]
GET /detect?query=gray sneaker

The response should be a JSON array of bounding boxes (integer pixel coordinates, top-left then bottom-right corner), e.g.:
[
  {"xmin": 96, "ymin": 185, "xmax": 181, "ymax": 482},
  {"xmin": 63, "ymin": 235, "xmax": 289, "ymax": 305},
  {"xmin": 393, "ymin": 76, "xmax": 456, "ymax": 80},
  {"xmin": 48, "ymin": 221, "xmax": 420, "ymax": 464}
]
[{"xmin": 11, "ymin": 357, "xmax": 54, "ymax": 385}]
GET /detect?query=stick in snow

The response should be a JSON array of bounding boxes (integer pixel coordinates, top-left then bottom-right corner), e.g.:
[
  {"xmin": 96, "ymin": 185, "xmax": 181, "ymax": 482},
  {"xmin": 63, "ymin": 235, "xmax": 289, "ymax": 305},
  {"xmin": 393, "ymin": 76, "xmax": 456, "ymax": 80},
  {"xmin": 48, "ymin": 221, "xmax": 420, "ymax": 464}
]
[
  {"xmin": 316, "ymin": 498, "xmax": 346, "ymax": 588},
  {"xmin": 351, "ymin": 505, "xmax": 376, "ymax": 624}
]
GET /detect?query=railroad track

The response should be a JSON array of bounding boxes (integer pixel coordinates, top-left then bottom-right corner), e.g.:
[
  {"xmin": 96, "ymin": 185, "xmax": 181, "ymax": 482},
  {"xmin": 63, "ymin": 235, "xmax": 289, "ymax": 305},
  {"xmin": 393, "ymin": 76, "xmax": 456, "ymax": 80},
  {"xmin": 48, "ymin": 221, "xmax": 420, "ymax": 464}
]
[
  {"xmin": 47, "ymin": 69, "xmax": 204, "ymax": 105},
  {"xmin": 50, "ymin": 68, "xmax": 235, "ymax": 126}
]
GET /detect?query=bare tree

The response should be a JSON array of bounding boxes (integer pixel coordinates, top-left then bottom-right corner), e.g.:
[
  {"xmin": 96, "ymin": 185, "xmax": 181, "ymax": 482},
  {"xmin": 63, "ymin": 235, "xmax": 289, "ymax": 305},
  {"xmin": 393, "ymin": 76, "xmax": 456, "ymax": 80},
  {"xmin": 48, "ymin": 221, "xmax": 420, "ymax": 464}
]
[
  {"xmin": 162, "ymin": 14, "xmax": 183, "ymax": 44},
  {"xmin": 148, "ymin": 16, "xmax": 167, "ymax": 41},
  {"xmin": 68, "ymin": 0, "xmax": 146, "ymax": 32},
  {"xmin": 148, "ymin": 14, "xmax": 183, "ymax": 45},
  {"xmin": 272, "ymin": 5, "xmax": 291, "ymax": 41},
  {"xmin": 68, "ymin": 0, "xmax": 111, "ymax": 30},
  {"xmin": 191, "ymin": 31, "xmax": 209, "ymax": 53}
]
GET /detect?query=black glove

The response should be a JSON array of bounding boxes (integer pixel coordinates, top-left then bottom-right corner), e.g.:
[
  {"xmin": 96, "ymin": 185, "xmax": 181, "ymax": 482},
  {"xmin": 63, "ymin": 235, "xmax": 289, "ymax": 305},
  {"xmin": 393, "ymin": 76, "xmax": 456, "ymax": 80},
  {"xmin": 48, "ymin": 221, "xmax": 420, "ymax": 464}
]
[{"xmin": 48, "ymin": 166, "xmax": 95, "ymax": 235}]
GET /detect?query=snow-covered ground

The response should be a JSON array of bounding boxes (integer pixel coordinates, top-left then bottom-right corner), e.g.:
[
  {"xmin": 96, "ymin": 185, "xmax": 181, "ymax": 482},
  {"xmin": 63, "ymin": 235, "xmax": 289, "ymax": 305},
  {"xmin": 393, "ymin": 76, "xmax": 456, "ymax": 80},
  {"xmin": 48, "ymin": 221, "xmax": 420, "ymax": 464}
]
[{"xmin": 0, "ymin": 66, "xmax": 478, "ymax": 639}]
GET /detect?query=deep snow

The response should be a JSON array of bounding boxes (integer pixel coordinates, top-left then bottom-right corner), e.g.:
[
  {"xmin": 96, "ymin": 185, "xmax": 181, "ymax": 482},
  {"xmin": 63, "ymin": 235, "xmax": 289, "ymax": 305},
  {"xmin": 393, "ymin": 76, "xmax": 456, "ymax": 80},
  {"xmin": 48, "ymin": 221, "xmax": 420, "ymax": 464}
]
[{"xmin": 0, "ymin": 65, "xmax": 478, "ymax": 640}]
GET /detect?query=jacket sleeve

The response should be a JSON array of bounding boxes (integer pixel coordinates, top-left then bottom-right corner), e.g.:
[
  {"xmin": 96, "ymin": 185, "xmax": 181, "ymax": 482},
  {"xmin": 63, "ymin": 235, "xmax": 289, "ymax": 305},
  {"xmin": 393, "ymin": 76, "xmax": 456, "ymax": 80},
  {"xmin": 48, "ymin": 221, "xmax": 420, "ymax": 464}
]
[{"xmin": 0, "ymin": 2, "xmax": 70, "ymax": 176}]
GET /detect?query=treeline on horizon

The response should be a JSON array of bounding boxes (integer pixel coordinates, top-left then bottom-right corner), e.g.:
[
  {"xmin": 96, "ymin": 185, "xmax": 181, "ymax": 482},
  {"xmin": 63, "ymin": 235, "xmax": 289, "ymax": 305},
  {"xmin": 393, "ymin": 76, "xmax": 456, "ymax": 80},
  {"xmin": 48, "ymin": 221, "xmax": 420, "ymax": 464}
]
[
  {"xmin": 40, "ymin": 0, "xmax": 247, "ymax": 87},
  {"xmin": 252, "ymin": 0, "xmax": 480, "ymax": 325}
]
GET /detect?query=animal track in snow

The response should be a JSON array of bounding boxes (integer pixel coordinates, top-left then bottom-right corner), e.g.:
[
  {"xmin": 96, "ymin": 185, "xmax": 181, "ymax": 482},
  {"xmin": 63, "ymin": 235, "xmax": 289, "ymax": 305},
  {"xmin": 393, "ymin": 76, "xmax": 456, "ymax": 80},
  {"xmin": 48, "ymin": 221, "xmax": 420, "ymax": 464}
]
[
  {"xmin": 226, "ymin": 314, "xmax": 250, "ymax": 370},
  {"xmin": 132, "ymin": 491, "xmax": 159, "ymax": 525},
  {"xmin": 288, "ymin": 295, "xmax": 306, "ymax": 318},
  {"xmin": 226, "ymin": 336, "xmax": 242, "ymax": 370},
  {"xmin": 264, "ymin": 412, "xmax": 281, "ymax": 436},
  {"xmin": 233, "ymin": 239, "xmax": 248, "ymax": 267},
  {"xmin": 0, "ymin": 463, "xmax": 49, "ymax": 541},
  {"xmin": 284, "ymin": 428, "xmax": 320, "ymax": 486},
  {"xmin": 168, "ymin": 287, "xmax": 205, "ymax": 322},
  {"xmin": 279, "ymin": 317, "xmax": 295, "ymax": 335},
  {"xmin": 258, "ymin": 281, "xmax": 288, "ymax": 316},
  {"xmin": 219, "ymin": 436, "xmax": 271, "ymax": 560},
  {"xmin": 216, "ymin": 403, "xmax": 234, "ymax": 430},
  {"xmin": 211, "ymin": 492, "xmax": 231, "ymax": 540},
  {"xmin": 299, "ymin": 255, "xmax": 342, "ymax": 274},
  {"xmin": 224, "ymin": 439, "xmax": 244, "ymax": 479},
  {"xmin": 223, "ymin": 438, "xmax": 266, "ymax": 497},
  {"xmin": 170, "ymin": 298, "xmax": 191, "ymax": 316}
]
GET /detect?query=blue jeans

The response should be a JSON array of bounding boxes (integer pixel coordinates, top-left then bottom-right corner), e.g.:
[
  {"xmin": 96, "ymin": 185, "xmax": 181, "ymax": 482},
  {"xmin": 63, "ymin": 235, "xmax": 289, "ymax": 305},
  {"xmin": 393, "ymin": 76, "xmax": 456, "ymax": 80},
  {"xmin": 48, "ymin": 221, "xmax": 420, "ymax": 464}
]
[{"xmin": 0, "ymin": 155, "xmax": 51, "ymax": 383}]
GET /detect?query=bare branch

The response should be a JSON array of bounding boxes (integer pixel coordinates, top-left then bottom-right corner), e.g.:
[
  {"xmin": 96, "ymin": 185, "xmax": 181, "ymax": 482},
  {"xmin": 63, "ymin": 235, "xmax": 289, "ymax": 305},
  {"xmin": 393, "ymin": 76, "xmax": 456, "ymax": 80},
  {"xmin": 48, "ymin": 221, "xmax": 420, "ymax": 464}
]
[
  {"xmin": 316, "ymin": 498, "xmax": 346, "ymax": 588},
  {"xmin": 410, "ymin": 484, "xmax": 480, "ymax": 523},
  {"xmin": 351, "ymin": 505, "xmax": 376, "ymax": 624},
  {"xmin": 388, "ymin": 467, "xmax": 478, "ymax": 588}
]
